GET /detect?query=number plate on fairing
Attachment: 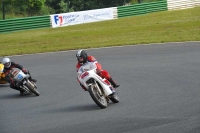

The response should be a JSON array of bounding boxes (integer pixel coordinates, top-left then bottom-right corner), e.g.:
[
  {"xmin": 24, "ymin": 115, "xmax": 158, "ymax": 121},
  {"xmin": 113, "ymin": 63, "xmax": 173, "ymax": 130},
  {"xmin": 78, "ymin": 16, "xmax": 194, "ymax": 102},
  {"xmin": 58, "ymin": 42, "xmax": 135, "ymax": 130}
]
[
  {"xmin": 81, "ymin": 72, "xmax": 89, "ymax": 79},
  {"xmin": 11, "ymin": 70, "xmax": 19, "ymax": 77}
]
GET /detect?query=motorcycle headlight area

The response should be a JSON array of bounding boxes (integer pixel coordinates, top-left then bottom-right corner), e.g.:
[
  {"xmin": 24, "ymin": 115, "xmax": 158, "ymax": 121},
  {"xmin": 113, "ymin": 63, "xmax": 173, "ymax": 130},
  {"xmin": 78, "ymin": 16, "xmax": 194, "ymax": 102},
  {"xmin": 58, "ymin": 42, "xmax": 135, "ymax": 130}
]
[
  {"xmin": 86, "ymin": 78, "xmax": 94, "ymax": 84},
  {"xmin": 17, "ymin": 74, "xmax": 23, "ymax": 80}
]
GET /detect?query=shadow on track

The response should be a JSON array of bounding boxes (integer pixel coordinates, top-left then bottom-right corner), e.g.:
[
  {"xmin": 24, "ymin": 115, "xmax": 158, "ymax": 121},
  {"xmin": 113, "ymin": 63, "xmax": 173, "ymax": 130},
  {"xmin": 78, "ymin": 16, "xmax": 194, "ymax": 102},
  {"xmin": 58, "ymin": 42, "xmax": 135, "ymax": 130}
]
[
  {"xmin": 38, "ymin": 102, "xmax": 118, "ymax": 115},
  {"xmin": 0, "ymin": 93, "xmax": 37, "ymax": 99},
  {"xmin": 0, "ymin": 84, "xmax": 9, "ymax": 88},
  {"xmin": 46, "ymin": 104, "xmax": 101, "ymax": 114}
]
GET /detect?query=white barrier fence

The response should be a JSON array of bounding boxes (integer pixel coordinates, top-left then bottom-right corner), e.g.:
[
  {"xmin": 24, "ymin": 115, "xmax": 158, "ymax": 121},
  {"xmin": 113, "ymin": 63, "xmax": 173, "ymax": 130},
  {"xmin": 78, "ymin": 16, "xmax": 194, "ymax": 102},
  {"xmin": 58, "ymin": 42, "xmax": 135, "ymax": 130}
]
[
  {"xmin": 167, "ymin": 0, "xmax": 200, "ymax": 10},
  {"xmin": 50, "ymin": 7, "xmax": 117, "ymax": 28}
]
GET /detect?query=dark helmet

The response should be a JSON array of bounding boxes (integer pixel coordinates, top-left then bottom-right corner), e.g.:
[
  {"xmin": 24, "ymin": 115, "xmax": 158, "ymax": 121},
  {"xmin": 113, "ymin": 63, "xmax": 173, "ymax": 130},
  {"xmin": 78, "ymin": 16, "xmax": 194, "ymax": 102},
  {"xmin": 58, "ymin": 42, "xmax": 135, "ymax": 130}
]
[
  {"xmin": 76, "ymin": 50, "xmax": 88, "ymax": 64},
  {"xmin": 2, "ymin": 57, "xmax": 11, "ymax": 68}
]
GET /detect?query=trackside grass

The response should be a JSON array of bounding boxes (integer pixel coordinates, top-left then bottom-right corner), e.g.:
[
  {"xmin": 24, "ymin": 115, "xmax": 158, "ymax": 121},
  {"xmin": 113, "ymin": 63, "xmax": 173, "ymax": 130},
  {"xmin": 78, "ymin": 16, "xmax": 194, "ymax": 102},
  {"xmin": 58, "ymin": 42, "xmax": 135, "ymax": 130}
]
[{"xmin": 0, "ymin": 7, "xmax": 199, "ymax": 56}]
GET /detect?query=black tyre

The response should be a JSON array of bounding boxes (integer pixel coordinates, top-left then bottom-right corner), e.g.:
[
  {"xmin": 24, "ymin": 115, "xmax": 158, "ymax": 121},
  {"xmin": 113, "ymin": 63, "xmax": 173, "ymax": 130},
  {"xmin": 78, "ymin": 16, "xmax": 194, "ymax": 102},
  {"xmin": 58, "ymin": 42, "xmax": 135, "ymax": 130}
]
[
  {"xmin": 24, "ymin": 83, "xmax": 40, "ymax": 96},
  {"xmin": 88, "ymin": 84, "xmax": 107, "ymax": 108},
  {"xmin": 109, "ymin": 93, "xmax": 119, "ymax": 103}
]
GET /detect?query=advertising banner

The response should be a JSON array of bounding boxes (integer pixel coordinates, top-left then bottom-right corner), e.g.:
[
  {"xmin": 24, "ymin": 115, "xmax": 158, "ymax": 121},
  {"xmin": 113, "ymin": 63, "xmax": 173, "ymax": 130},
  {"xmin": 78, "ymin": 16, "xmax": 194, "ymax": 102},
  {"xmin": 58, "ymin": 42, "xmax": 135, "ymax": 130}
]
[{"xmin": 50, "ymin": 8, "xmax": 114, "ymax": 28}]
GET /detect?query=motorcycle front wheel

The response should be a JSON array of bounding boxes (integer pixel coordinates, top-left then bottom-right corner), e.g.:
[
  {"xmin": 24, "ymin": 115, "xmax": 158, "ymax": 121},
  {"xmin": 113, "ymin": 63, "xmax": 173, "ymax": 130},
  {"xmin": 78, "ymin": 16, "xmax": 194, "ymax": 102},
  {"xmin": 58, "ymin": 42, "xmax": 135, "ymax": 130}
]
[
  {"xmin": 109, "ymin": 93, "xmax": 119, "ymax": 103},
  {"xmin": 88, "ymin": 84, "xmax": 107, "ymax": 108},
  {"xmin": 24, "ymin": 82, "xmax": 40, "ymax": 96}
]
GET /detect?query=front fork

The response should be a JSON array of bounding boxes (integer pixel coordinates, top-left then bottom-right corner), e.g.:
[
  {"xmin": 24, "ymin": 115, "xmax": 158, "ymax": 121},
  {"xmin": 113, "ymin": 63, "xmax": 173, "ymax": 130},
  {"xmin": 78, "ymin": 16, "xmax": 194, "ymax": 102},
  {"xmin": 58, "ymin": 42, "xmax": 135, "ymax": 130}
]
[
  {"xmin": 20, "ymin": 79, "xmax": 35, "ymax": 92},
  {"xmin": 94, "ymin": 80, "xmax": 109, "ymax": 103},
  {"xmin": 94, "ymin": 80, "xmax": 103, "ymax": 96}
]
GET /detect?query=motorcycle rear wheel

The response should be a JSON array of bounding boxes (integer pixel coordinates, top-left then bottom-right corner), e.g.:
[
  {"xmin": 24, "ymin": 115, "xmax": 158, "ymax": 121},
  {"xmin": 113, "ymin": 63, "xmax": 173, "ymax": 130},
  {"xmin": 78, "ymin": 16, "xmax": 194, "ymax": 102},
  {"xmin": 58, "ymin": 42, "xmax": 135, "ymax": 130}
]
[
  {"xmin": 24, "ymin": 83, "xmax": 40, "ymax": 96},
  {"xmin": 88, "ymin": 84, "xmax": 107, "ymax": 108}
]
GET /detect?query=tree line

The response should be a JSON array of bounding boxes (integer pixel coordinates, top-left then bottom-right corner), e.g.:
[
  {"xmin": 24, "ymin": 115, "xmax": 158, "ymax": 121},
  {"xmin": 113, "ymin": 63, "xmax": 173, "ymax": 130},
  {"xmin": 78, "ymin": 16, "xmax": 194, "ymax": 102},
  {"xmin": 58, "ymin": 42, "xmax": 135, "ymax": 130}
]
[{"xmin": 1, "ymin": 0, "xmax": 161, "ymax": 19}]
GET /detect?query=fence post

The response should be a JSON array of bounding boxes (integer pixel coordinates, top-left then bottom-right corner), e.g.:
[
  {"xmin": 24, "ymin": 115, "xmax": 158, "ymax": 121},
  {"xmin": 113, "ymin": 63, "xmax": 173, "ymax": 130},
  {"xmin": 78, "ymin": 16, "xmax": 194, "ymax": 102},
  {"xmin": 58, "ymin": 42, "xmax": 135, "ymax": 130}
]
[{"xmin": 2, "ymin": 0, "xmax": 5, "ymax": 19}]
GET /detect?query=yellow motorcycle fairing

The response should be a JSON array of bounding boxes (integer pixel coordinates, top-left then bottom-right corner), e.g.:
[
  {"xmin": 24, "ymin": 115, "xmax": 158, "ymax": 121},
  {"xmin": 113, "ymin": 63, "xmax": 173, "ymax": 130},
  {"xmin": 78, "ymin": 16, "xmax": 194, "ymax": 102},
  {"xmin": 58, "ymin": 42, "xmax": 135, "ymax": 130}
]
[{"xmin": 0, "ymin": 63, "xmax": 7, "ymax": 84}]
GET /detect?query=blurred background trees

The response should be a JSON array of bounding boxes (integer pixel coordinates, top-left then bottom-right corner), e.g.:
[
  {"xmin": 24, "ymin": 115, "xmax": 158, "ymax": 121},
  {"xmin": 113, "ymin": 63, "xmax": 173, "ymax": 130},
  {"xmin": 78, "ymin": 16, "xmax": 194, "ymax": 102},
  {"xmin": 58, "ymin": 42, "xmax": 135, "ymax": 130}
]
[{"xmin": 0, "ymin": 0, "xmax": 162, "ymax": 19}]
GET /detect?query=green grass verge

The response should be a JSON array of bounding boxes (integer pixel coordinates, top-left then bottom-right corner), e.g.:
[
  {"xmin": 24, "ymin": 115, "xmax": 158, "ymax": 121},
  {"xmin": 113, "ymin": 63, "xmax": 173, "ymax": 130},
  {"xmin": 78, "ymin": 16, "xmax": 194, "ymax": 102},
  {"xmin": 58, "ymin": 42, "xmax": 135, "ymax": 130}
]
[{"xmin": 0, "ymin": 7, "xmax": 199, "ymax": 56}]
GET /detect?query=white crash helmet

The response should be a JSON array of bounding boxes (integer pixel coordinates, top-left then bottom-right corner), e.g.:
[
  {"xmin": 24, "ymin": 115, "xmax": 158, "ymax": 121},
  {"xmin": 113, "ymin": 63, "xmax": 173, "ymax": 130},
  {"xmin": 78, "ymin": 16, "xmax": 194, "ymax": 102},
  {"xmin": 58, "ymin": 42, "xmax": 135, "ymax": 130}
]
[{"xmin": 2, "ymin": 57, "xmax": 11, "ymax": 68}]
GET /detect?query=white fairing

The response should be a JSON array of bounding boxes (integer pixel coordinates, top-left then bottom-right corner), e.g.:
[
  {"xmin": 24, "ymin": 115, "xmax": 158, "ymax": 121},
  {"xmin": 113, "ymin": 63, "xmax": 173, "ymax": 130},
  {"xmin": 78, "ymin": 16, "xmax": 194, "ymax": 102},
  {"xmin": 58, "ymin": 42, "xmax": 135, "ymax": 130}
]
[
  {"xmin": 78, "ymin": 62, "xmax": 113, "ymax": 96},
  {"xmin": 11, "ymin": 68, "xmax": 29, "ymax": 83}
]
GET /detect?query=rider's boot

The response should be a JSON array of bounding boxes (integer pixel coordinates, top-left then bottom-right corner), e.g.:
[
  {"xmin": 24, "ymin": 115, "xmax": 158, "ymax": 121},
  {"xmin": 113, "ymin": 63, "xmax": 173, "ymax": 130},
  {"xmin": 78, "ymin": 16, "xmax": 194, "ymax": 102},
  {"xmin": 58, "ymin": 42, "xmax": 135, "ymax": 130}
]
[
  {"xmin": 108, "ymin": 78, "xmax": 120, "ymax": 88},
  {"xmin": 28, "ymin": 76, "xmax": 37, "ymax": 83},
  {"xmin": 11, "ymin": 85, "xmax": 30, "ymax": 96},
  {"xmin": 19, "ymin": 89, "xmax": 30, "ymax": 96},
  {"xmin": 27, "ymin": 71, "xmax": 37, "ymax": 83},
  {"xmin": 30, "ymin": 78, "xmax": 37, "ymax": 83}
]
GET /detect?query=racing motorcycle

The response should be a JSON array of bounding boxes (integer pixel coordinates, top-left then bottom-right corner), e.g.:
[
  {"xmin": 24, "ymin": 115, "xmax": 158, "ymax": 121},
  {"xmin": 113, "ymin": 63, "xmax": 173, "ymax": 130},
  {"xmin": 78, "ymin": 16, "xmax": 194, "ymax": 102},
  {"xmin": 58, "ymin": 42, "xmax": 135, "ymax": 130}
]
[
  {"xmin": 0, "ymin": 63, "xmax": 7, "ymax": 84},
  {"xmin": 77, "ymin": 62, "xmax": 119, "ymax": 108},
  {"xmin": 9, "ymin": 68, "xmax": 40, "ymax": 96}
]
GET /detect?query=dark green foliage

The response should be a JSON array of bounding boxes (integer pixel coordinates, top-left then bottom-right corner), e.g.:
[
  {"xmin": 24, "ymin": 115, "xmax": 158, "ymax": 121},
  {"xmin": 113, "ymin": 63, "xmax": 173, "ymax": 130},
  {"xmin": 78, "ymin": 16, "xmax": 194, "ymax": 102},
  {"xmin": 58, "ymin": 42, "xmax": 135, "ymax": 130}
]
[
  {"xmin": 1, "ymin": 0, "xmax": 46, "ymax": 18},
  {"xmin": 0, "ymin": 0, "xmax": 165, "ymax": 19}
]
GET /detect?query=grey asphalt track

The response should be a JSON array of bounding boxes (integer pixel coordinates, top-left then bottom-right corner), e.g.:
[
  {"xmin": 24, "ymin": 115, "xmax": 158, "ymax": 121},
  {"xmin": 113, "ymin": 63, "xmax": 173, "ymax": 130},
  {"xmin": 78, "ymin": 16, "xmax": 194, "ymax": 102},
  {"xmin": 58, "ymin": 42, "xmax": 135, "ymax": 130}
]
[{"xmin": 0, "ymin": 42, "xmax": 200, "ymax": 133}]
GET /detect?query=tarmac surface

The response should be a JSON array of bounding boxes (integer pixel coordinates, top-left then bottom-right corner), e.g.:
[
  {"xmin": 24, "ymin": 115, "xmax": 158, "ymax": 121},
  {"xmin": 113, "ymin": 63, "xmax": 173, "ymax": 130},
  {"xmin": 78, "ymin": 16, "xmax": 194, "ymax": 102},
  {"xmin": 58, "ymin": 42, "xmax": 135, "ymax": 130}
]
[{"xmin": 0, "ymin": 42, "xmax": 200, "ymax": 133}]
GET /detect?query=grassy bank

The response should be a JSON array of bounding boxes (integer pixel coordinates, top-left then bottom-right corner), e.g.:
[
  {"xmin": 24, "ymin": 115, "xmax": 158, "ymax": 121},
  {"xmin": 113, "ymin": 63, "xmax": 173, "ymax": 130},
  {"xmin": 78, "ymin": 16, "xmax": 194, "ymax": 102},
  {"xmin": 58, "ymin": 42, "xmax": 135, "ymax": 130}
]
[{"xmin": 0, "ymin": 7, "xmax": 199, "ymax": 56}]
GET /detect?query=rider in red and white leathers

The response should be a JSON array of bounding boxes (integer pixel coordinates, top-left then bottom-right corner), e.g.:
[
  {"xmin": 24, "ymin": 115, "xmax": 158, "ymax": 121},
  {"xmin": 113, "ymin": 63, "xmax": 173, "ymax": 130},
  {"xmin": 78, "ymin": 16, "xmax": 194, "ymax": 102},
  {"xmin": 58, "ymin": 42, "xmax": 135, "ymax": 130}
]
[{"xmin": 76, "ymin": 50, "xmax": 120, "ymax": 91}]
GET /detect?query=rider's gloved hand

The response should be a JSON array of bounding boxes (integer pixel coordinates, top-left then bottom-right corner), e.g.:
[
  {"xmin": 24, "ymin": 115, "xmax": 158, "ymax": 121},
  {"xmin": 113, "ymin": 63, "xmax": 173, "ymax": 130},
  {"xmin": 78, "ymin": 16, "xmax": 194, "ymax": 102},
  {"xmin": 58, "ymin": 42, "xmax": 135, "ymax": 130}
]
[{"xmin": 22, "ymin": 68, "xmax": 28, "ymax": 74}]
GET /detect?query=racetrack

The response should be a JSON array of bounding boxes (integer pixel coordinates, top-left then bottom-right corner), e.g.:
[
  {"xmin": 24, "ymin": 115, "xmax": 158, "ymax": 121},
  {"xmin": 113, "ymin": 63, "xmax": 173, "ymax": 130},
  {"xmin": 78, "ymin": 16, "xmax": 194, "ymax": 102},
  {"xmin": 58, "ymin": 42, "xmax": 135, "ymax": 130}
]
[{"xmin": 0, "ymin": 42, "xmax": 200, "ymax": 133}]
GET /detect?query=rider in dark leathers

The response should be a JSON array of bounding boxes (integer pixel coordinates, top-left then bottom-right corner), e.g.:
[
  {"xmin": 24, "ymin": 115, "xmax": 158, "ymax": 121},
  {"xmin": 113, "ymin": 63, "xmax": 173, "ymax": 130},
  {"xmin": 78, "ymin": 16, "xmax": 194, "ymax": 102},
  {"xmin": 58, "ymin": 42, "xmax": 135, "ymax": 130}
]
[{"xmin": 2, "ymin": 57, "xmax": 37, "ymax": 95}]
